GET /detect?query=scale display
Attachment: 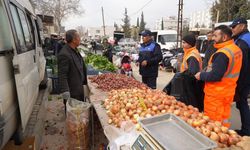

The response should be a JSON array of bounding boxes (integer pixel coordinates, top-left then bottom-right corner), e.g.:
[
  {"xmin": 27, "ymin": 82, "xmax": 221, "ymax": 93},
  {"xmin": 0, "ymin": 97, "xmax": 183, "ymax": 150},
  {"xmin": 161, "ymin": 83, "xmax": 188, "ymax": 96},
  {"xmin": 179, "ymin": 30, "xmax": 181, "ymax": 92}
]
[{"xmin": 131, "ymin": 134, "xmax": 155, "ymax": 150}]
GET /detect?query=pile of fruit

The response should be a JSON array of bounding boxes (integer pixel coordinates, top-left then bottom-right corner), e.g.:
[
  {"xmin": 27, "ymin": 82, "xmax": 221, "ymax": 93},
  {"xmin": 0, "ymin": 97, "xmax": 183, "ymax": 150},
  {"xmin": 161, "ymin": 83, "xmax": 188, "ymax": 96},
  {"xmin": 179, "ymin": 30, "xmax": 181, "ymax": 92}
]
[
  {"xmin": 89, "ymin": 74, "xmax": 148, "ymax": 91},
  {"xmin": 103, "ymin": 88, "xmax": 242, "ymax": 148}
]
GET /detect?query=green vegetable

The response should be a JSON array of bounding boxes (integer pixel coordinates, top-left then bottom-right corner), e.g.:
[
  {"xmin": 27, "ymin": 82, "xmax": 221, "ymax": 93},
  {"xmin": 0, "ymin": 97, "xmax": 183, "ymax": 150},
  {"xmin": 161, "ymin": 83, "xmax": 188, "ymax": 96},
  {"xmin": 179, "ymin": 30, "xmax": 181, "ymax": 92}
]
[{"xmin": 85, "ymin": 54, "xmax": 117, "ymax": 72}]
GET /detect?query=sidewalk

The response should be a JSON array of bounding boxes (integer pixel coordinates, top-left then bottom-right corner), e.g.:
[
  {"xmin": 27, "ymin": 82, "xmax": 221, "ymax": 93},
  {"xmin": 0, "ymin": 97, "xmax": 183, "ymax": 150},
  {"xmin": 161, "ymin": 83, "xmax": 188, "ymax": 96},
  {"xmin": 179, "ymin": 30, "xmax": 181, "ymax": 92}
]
[{"xmin": 131, "ymin": 62, "xmax": 174, "ymax": 90}]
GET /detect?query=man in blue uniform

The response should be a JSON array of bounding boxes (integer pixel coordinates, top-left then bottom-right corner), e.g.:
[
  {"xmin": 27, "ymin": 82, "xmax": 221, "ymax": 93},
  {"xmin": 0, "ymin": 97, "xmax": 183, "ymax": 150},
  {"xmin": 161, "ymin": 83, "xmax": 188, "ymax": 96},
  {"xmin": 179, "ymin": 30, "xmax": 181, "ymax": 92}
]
[
  {"xmin": 230, "ymin": 18, "xmax": 250, "ymax": 136},
  {"xmin": 137, "ymin": 30, "xmax": 163, "ymax": 89}
]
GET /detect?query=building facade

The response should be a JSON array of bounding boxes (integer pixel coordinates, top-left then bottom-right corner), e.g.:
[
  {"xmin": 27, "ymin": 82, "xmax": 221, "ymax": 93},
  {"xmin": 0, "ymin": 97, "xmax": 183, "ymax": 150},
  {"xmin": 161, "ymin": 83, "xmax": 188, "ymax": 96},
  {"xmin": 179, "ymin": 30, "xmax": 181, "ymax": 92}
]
[
  {"xmin": 189, "ymin": 9, "xmax": 212, "ymax": 30},
  {"xmin": 87, "ymin": 26, "xmax": 115, "ymax": 39},
  {"xmin": 154, "ymin": 16, "xmax": 189, "ymax": 31}
]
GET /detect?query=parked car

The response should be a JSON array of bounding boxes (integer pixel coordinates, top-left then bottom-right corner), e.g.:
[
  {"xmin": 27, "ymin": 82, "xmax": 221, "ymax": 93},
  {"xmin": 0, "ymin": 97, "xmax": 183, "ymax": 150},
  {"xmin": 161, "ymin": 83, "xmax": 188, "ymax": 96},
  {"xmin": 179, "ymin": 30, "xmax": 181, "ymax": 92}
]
[{"xmin": 0, "ymin": 0, "xmax": 46, "ymax": 148}]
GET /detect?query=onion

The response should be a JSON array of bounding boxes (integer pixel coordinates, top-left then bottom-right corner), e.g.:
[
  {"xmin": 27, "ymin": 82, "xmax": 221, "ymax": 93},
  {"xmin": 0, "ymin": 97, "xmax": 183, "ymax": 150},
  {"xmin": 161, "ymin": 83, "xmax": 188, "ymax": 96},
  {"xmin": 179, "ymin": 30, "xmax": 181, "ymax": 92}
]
[
  {"xmin": 228, "ymin": 130, "xmax": 237, "ymax": 135},
  {"xmin": 196, "ymin": 127, "xmax": 202, "ymax": 133},
  {"xmin": 158, "ymin": 104, "xmax": 164, "ymax": 111},
  {"xmin": 213, "ymin": 126, "xmax": 222, "ymax": 134},
  {"xmin": 202, "ymin": 115, "xmax": 210, "ymax": 122},
  {"xmin": 183, "ymin": 111, "xmax": 191, "ymax": 118},
  {"xmin": 228, "ymin": 136, "xmax": 238, "ymax": 145},
  {"xmin": 173, "ymin": 110, "xmax": 180, "ymax": 116},
  {"xmin": 108, "ymin": 119, "xmax": 113, "ymax": 124},
  {"xmin": 164, "ymin": 105, "xmax": 170, "ymax": 110},
  {"xmin": 126, "ymin": 103, "xmax": 132, "ymax": 110},
  {"xmin": 218, "ymin": 133, "xmax": 228, "ymax": 144},
  {"xmin": 192, "ymin": 120, "xmax": 202, "ymax": 127},
  {"xmin": 214, "ymin": 121, "xmax": 222, "ymax": 127},
  {"xmin": 187, "ymin": 119, "xmax": 193, "ymax": 125},
  {"xmin": 221, "ymin": 126, "xmax": 229, "ymax": 134},
  {"xmin": 111, "ymin": 104, "xmax": 120, "ymax": 114},
  {"xmin": 152, "ymin": 106, "xmax": 158, "ymax": 111},
  {"xmin": 210, "ymin": 132, "xmax": 219, "ymax": 141},
  {"xmin": 205, "ymin": 124, "xmax": 213, "ymax": 131},
  {"xmin": 202, "ymin": 128, "xmax": 211, "ymax": 137},
  {"xmin": 161, "ymin": 110, "xmax": 166, "ymax": 114}
]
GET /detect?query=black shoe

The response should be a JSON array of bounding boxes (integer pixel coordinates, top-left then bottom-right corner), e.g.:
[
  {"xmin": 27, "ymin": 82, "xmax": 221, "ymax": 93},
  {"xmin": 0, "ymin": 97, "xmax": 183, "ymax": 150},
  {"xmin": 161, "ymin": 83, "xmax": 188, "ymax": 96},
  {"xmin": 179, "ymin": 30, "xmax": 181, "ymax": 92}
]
[{"xmin": 235, "ymin": 129, "xmax": 250, "ymax": 136}]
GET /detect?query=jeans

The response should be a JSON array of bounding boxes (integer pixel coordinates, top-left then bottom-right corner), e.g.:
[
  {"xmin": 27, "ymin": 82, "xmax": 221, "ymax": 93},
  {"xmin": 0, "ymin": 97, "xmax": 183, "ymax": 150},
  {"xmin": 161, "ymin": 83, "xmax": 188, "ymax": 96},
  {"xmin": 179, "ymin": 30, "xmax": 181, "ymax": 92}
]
[
  {"xmin": 142, "ymin": 76, "xmax": 157, "ymax": 89},
  {"xmin": 236, "ymin": 86, "xmax": 250, "ymax": 134}
]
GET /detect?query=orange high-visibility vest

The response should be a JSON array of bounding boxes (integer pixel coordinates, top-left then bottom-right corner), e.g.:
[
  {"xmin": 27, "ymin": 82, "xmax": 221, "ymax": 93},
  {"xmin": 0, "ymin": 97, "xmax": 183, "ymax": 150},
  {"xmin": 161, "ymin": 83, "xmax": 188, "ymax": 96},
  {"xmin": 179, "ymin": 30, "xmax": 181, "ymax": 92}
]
[
  {"xmin": 204, "ymin": 40, "xmax": 242, "ymax": 97},
  {"xmin": 180, "ymin": 47, "xmax": 202, "ymax": 72},
  {"xmin": 204, "ymin": 39, "xmax": 242, "ymax": 126}
]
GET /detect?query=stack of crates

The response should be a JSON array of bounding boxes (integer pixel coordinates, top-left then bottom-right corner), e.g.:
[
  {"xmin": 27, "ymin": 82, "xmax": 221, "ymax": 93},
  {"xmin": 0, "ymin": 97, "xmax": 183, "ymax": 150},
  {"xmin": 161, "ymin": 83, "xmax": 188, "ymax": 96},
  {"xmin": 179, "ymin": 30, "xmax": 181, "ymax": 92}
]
[{"xmin": 46, "ymin": 56, "xmax": 59, "ymax": 94}]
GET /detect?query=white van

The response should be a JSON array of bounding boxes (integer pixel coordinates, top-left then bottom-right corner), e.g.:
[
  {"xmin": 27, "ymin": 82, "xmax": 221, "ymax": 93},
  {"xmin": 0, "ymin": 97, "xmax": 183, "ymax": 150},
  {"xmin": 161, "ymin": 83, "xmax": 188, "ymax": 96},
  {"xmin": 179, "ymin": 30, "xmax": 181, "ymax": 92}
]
[
  {"xmin": 0, "ymin": 0, "xmax": 46, "ymax": 148},
  {"xmin": 151, "ymin": 30, "xmax": 178, "ymax": 50}
]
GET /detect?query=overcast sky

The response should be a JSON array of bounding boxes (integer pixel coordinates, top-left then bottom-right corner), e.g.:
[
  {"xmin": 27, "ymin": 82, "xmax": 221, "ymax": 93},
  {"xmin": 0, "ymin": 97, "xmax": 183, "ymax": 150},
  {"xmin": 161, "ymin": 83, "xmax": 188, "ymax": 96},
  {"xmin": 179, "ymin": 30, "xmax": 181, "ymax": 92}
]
[{"xmin": 63, "ymin": 0, "xmax": 214, "ymax": 30}]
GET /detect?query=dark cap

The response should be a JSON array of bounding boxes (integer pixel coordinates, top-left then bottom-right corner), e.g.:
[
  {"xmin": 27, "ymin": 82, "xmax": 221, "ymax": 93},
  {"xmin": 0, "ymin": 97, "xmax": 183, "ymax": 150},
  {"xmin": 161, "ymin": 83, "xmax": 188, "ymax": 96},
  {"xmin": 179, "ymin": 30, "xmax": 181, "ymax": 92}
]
[
  {"xmin": 229, "ymin": 17, "xmax": 248, "ymax": 27},
  {"xmin": 139, "ymin": 29, "xmax": 152, "ymax": 37},
  {"xmin": 182, "ymin": 33, "xmax": 196, "ymax": 47}
]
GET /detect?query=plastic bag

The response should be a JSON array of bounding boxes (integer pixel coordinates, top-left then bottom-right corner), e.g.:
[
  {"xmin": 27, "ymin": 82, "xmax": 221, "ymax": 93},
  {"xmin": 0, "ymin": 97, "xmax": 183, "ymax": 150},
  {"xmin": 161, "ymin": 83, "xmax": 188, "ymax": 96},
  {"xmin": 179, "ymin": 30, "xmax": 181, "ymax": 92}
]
[{"xmin": 66, "ymin": 98, "xmax": 91, "ymax": 150}]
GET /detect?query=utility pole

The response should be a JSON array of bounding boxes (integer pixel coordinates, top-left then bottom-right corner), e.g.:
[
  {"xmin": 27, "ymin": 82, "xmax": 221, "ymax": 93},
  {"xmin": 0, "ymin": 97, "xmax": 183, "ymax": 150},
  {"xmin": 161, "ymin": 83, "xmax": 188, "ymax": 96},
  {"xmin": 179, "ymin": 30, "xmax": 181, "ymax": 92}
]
[
  {"xmin": 177, "ymin": 0, "xmax": 183, "ymax": 48},
  {"xmin": 101, "ymin": 6, "xmax": 106, "ymax": 36}
]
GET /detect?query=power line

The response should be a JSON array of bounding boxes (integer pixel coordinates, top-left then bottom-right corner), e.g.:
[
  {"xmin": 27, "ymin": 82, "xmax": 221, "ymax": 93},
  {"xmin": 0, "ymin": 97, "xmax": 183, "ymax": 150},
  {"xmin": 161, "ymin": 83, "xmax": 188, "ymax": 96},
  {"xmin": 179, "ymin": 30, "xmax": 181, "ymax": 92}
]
[{"xmin": 129, "ymin": 0, "xmax": 153, "ymax": 17}]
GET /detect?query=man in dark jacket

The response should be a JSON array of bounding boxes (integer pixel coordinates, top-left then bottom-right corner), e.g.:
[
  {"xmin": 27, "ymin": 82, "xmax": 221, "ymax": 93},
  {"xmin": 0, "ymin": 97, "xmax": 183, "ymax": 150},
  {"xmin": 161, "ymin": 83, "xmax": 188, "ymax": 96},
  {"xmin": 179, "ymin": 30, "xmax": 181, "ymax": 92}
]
[
  {"xmin": 58, "ymin": 29, "xmax": 87, "ymax": 102},
  {"xmin": 230, "ymin": 18, "xmax": 250, "ymax": 136},
  {"xmin": 202, "ymin": 31, "xmax": 217, "ymax": 69},
  {"xmin": 102, "ymin": 38, "xmax": 113, "ymax": 63},
  {"xmin": 137, "ymin": 30, "xmax": 163, "ymax": 89}
]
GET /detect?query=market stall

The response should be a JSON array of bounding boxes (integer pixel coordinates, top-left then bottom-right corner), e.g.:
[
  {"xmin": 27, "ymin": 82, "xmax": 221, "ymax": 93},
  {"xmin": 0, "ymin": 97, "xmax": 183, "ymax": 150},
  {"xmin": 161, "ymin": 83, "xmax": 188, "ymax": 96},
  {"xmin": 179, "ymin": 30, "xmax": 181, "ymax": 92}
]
[{"xmin": 88, "ymin": 73, "xmax": 250, "ymax": 150}]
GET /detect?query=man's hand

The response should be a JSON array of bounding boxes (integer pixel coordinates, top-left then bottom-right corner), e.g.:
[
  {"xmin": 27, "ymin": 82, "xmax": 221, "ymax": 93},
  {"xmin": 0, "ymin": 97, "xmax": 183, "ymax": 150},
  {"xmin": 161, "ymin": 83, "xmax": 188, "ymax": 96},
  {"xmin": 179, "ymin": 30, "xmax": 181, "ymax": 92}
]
[
  {"xmin": 62, "ymin": 91, "xmax": 70, "ymax": 100},
  {"xmin": 195, "ymin": 72, "xmax": 201, "ymax": 80},
  {"xmin": 141, "ymin": 60, "xmax": 147, "ymax": 66}
]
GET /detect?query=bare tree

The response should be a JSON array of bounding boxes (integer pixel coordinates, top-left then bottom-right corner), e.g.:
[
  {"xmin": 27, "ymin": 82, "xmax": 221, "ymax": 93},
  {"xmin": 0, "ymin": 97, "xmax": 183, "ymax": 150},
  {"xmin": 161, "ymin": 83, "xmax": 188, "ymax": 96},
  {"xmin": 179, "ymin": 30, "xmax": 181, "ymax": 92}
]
[{"xmin": 32, "ymin": 0, "xmax": 84, "ymax": 33}]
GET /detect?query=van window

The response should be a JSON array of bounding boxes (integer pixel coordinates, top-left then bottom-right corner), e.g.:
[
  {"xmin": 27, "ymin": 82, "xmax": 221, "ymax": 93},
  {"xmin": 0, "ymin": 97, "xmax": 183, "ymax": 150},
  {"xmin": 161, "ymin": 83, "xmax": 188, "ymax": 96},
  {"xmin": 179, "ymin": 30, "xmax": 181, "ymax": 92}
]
[
  {"xmin": 0, "ymin": 1, "xmax": 12, "ymax": 51},
  {"xmin": 158, "ymin": 34, "xmax": 177, "ymax": 43},
  {"xmin": 10, "ymin": 4, "xmax": 26, "ymax": 52},
  {"xmin": 35, "ymin": 20, "xmax": 42, "ymax": 46},
  {"xmin": 25, "ymin": 12, "xmax": 36, "ymax": 48},
  {"xmin": 17, "ymin": 9, "xmax": 34, "ymax": 50}
]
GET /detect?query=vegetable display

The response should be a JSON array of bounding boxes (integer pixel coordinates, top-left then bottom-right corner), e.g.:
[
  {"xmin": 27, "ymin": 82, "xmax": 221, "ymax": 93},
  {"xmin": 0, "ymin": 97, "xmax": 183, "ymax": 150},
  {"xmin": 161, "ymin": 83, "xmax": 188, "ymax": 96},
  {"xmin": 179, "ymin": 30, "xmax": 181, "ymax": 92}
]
[
  {"xmin": 89, "ymin": 73, "xmax": 148, "ymax": 91},
  {"xmin": 103, "ymin": 88, "xmax": 242, "ymax": 148},
  {"xmin": 85, "ymin": 54, "xmax": 117, "ymax": 72}
]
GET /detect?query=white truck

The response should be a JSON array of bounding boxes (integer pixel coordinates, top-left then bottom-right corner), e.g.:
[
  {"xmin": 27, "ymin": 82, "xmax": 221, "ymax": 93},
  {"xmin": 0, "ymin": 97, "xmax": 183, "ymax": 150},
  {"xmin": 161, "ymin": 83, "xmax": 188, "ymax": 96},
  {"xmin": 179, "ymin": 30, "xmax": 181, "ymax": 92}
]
[
  {"xmin": 151, "ymin": 30, "xmax": 178, "ymax": 50},
  {"xmin": 0, "ymin": 0, "xmax": 46, "ymax": 148}
]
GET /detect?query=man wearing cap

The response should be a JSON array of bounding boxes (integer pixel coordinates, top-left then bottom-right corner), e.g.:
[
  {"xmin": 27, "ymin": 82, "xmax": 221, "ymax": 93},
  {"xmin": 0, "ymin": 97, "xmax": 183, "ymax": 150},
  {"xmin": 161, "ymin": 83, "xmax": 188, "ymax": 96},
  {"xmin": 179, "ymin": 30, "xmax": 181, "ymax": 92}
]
[
  {"xmin": 137, "ymin": 29, "xmax": 163, "ymax": 89},
  {"xmin": 195, "ymin": 25, "xmax": 242, "ymax": 127},
  {"xmin": 181, "ymin": 33, "xmax": 202, "ymax": 75},
  {"xmin": 230, "ymin": 17, "xmax": 250, "ymax": 136}
]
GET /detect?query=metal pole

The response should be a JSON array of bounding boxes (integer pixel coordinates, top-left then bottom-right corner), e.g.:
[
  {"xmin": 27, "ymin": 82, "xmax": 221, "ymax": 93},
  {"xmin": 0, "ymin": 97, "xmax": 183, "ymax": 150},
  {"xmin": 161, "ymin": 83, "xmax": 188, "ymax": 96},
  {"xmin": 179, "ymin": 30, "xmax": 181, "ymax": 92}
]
[
  {"xmin": 216, "ymin": 10, "xmax": 220, "ymax": 23},
  {"xmin": 177, "ymin": 0, "xmax": 183, "ymax": 48},
  {"xmin": 101, "ymin": 7, "xmax": 106, "ymax": 36}
]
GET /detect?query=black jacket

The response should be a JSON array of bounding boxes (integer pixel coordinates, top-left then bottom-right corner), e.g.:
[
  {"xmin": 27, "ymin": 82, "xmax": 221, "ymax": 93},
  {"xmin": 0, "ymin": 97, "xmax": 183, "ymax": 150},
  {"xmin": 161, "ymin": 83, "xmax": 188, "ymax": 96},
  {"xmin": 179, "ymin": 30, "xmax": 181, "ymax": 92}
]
[
  {"xmin": 233, "ymin": 30, "xmax": 250, "ymax": 93},
  {"xmin": 138, "ymin": 41, "xmax": 163, "ymax": 77},
  {"xmin": 58, "ymin": 44, "xmax": 87, "ymax": 101},
  {"xmin": 186, "ymin": 56, "xmax": 200, "ymax": 75},
  {"xmin": 202, "ymin": 41, "xmax": 217, "ymax": 69},
  {"xmin": 200, "ymin": 52, "xmax": 229, "ymax": 82},
  {"xmin": 103, "ymin": 43, "xmax": 113, "ymax": 63}
]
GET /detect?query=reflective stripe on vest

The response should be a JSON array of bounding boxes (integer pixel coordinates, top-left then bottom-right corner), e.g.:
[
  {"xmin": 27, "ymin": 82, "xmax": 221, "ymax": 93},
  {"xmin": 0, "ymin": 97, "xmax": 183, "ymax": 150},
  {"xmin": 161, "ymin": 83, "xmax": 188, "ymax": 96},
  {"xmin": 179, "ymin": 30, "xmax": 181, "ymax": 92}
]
[{"xmin": 221, "ymin": 48, "xmax": 240, "ymax": 78}]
